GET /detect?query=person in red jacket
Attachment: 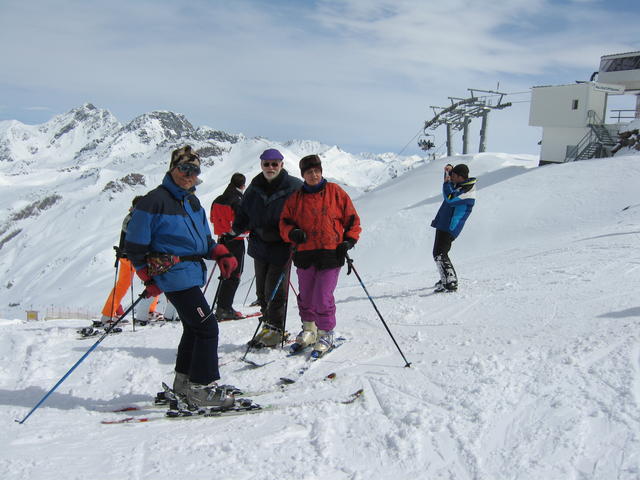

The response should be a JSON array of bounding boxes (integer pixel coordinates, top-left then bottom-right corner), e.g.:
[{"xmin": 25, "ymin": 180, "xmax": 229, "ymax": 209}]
[
  {"xmin": 210, "ymin": 173, "xmax": 247, "ymax": 320},
  {"xmin": 279, "ymin": 155, "xmax": 361, "ymax": 357}
]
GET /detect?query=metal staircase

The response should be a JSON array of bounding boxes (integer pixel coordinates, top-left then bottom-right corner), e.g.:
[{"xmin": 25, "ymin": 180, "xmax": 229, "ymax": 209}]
[{"xmin": 565, "ymin": 110, "xmax": 619, "ymax": 162}]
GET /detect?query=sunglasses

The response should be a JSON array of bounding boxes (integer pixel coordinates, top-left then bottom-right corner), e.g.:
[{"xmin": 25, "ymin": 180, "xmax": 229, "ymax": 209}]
[
  {"xmin": 262, "ymin": 161, "xmax": 281, "ymax": 168},
  {"xmin": 176, "ymin": 163, "xmax": 201, "ymax": 176}
]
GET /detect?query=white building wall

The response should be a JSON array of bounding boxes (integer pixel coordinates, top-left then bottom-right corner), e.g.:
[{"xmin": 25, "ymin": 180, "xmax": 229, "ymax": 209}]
[
  {"xmin": 585, "ymin": 86, "xmax": 608, "ymax": 122},
  {"xmin": 530, "ymin": 83, "xmax": 607, "ymax": 128},
  {"xmin": 530, "ymin": 82, "xmax": 610, "ymax": 163},
  {"xmin": 540, "ymin": 127, "xmax": 589, "ymax": 163}
]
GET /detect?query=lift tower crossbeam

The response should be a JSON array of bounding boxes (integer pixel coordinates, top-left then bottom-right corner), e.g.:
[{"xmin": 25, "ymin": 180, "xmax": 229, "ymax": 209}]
[{"xmin": 421, "ymin": 88, "xmax": 512, "ymax": 155}]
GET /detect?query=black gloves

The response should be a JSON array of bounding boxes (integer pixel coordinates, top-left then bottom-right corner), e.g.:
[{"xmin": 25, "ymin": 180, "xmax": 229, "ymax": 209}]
[
  {"xmin": 336, "ymin": 238, "xmax": 355, "ymax": 257},
  {"xmin": 289, "ymin": 229, "xmax": 307, "ymax": 244}
]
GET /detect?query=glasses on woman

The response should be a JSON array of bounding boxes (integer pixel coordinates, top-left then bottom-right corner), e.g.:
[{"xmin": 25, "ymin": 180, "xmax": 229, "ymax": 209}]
[
  {"xmin": 262, "ymin": 161, "xmax": 281, "ymax": 168},
  {"xmin": 176, "ymin": 163, "xmax": 201, "ymax": 176}
]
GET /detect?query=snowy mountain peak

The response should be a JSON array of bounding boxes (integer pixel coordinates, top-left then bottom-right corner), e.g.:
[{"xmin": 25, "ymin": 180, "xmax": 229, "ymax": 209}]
[
  {"xmin": 122, "ymin": 111, "xmax": 195, "ymax": 143},
  {"xmin": 0, "ymin": 104, "xmax": 120, "ymax": 169}
]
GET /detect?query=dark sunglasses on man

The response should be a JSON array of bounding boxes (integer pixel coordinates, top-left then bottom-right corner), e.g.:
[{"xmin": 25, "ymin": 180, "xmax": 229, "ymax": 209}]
[
  {"xmin": 176, "ymin": 162, "xmax": 201, "ymax": 176},
  {"xmin": 262, "ymin": 161, "xmax": 281, "ymax": 168}
]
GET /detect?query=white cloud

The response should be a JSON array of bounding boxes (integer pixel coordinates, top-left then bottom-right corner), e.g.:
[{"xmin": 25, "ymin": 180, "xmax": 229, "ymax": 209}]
[{"xmin": 0, "ymin": 0, "xmax": 637, "ymax": 155}]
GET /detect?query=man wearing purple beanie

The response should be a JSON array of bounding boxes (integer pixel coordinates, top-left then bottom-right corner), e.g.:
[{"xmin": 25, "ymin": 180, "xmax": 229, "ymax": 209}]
[{"xmin": 230, "ymin": 148, "xmax": 303, "ymax": 347}]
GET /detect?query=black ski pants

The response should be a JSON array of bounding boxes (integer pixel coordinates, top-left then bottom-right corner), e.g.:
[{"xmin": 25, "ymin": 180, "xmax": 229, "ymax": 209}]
[
  {"xmin": 432, "ymin": 229, "xmax": 454, "ymax": 259},
  {"xmin": 217, "ymin": 239, "xmax": 245, "ymax": 310},
  {"xmin": 254, "ymin": 257, "xmax": 290, "ymax": 330},
  {"xmin": 166, "ymin": 286, "xmax": 220, "ymax": 385}
]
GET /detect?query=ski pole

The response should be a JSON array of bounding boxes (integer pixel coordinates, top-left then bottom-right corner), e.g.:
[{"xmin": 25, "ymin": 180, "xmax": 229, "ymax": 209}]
[
  {"xmin": 242, "ymin": 275, "xmax": 255, "ymax": 306},
  {"xmin": 130, "ymin": 268, "xmax": 136, "ymax": 332},
  {"xmin": 108, "ymin": 251, "xmax": 120, "ymax": 326},
  {"xmin": 242, "ymin": 249, "xmax": 295, "ymax": 362},
  {"xmin": 288, "ymin": 279, "xmax": 299, "ymax": 299},
  {"xmin": 210, "ymin": 275, "xmax": 223, "ymax": 313},
  {"xmin": 345, "ymin": 254, "xmax": 412, "ymax": 368},
  {"xmin": 202, "ymin": 262, "xmax": 218, "ymax": 296},
  {"xmin": 280, "ymin": 261, "xmax": 294, "ymax": 349},
  {"xmin": 16, "ymin": 293, "xmax": 147, "ymax": 424}
]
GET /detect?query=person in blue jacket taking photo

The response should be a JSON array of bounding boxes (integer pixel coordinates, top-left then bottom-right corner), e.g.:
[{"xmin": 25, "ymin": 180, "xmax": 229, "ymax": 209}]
[
  {"xmin": 430, "ymin": 163, "xmax": 476, "ymax": 292},
  {"xmin": 125, "ymin": 145, "xmax": 238, "ymax": 410}
]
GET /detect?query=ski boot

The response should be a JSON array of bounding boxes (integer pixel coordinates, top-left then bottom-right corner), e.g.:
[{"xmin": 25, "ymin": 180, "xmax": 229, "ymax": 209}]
[
  {"xmin": 289, "ymin": 321, "xmax": 317, "ymax": 354},
  {"xmin": 95, "ymin": 315, "xmax": 116, "ymax": 327},
  {"xmin": 248, "ymin": 323, "xmax": 286, "ymax": 348},
  {"xmin": 155, "ymin": 372, "xmax": 189, "ymax": 405},
  {"xmin": 433, "ymin": 280, "xmax": 457, "ymax": 293},
  {"xmin": 434, "ymin": 254, "xmax": 458, "ymax": 293},
  {"xmin": 186, "ymin": 382, "xmax": 236, "ymax": 411},
  {"xmin": 311, "ymin": 329, "xmax": 334, "ymax": 358},
  {"xmin": 216, "ymin": 307, "xmax": 243, "ymax": 321},
  {"xmin": 97, "ymin": 314, "xmax": 129, "ymax": 327}
]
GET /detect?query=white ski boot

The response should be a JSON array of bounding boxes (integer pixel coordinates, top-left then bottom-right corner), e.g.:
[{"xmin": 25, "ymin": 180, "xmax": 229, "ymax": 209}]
[
  {"xmin": 434, "ymin": 254, "xmax": 458, "ymax": 292},
  {"xmin": 311, "ymin": 329, "xmax": 334, "ymax": 358},
  {"xmin": 290, "ymin": 321, "xmax": 318, "ymax": 354}
]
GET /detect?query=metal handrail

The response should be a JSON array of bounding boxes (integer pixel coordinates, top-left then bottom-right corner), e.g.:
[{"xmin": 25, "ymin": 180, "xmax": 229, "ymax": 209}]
[
  {"xmin": 566, "ymin": 129, "xmax": 595, "ymax": 161},
  {"xmin": 610, "ymin": 109, "xmax": 636, "ymax": 122},
  {"xmin": 586, "ymin": 109, "xmax": 603, "ymax": 125}
]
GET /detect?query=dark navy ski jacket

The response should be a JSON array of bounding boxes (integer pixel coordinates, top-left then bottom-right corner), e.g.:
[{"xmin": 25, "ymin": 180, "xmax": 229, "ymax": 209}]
[
  {"xmin": 233, "ymin": 169, "xmax": 302, "ymax": 266},
  {"xmin": 431, "ymin": 178, "xmax": 477, "ymax": 238},
  {"xmin": 125, "ymin": 173, "xmax": 214, "ymax": 292}
]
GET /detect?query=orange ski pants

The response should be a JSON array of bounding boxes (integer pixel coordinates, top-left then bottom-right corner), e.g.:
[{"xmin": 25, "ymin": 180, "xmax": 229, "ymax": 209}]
[{"xmin": 101, "ymin": 258, "xmax": 158, "ymax": 317}]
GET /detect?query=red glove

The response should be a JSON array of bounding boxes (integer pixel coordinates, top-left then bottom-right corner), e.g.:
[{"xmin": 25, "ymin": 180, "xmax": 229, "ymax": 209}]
[
  {"xmin": 136, "ymin": 267, "xmax": 163, "ymax": 298},
  {"xmin": 210, "ymin": 244, "xmax": 238, "ymax": 279}
]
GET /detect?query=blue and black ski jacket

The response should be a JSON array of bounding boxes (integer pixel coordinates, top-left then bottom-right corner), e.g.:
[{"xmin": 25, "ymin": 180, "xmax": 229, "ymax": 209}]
[
  {"xmin": 431, "ymin": 177, "xmax": 477, "ymax": 238},
  {"xmin": 125, "ymin": 173, "xmax": 215, "ymax": 292}
]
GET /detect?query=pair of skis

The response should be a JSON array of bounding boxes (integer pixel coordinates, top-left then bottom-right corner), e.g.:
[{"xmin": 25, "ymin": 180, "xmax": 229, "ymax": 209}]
[
  {"xmin": 101, "ymin": 378, "xmax": 363, "ymax": 424},
  {"xmin": 101, "ymin": 332, "xmax": 352, "ymax": 424},
  {"xmin": 102, "ymin": 389, "xmax": 364, "ymax": 424},
  {"xmin": 240, "ymin": 334, "xmax": 343, "ymax": 369},
  {"xmin": 119, "ymin": 371, "xmax": 339, "ymax": 414}
]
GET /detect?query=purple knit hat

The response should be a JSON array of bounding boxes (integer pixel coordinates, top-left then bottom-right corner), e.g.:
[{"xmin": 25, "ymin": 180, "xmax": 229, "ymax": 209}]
[{"xmin": 259, "ymin": 149, "xmax": 284, "ymax": 161}]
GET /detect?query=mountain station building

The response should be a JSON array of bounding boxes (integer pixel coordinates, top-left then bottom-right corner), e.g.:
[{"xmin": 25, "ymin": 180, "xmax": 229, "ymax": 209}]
[{"xmin": 529, "ymin": 50, "xmax": 640, "ymax": 164}]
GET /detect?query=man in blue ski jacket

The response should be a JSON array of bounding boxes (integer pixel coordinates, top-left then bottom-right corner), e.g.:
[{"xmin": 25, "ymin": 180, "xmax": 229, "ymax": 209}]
[
  {"xmin": 430, "ymin": 163, "xmax": 476, "ymax": 292},
  {"xmin": 125, "ymin": 145, "xmax": 238, "ymax": 410}
]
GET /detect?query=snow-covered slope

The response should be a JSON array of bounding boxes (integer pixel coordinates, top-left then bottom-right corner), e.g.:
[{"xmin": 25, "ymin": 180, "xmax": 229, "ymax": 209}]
[
  {"xmin": 0, "ymin": 105, "xmax": 424, "ymax": 314},
  {"xmin": 2, "ymin": 151, "xmax": 640, "ymax": 479}
]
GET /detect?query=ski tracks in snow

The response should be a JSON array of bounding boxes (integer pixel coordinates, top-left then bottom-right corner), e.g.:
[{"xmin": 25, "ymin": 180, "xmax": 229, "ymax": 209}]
[{"xmin": 344, "ymin": 233, "xmax": 640, "ymax": 479}]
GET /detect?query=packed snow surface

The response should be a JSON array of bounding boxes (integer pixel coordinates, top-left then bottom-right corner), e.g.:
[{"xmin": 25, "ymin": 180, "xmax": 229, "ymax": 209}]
[{"xmin": 2, "ymin": 152, "xmax": 640, "ymax": 479}]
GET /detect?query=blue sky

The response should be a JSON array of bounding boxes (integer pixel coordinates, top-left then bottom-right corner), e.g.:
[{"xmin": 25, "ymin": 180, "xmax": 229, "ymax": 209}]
[{"xmin": 0, "ymin": 0, "xmax": 638, "ymax": 156}]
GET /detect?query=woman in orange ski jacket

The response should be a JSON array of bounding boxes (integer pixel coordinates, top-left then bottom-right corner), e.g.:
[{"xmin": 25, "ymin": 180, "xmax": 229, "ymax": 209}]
[{"xmin": 279, "ymin": 154, "xmax": 361, "ymax": 357}]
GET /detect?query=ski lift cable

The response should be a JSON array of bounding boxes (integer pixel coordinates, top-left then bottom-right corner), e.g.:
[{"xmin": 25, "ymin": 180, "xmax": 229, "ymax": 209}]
[
  {"xmin": 481, "ymin": 91, "xmax": 530, "ymax": 97},
  {"xmin": 397, "ymin": 127, "xmax": 424, "ymax": 156}
]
